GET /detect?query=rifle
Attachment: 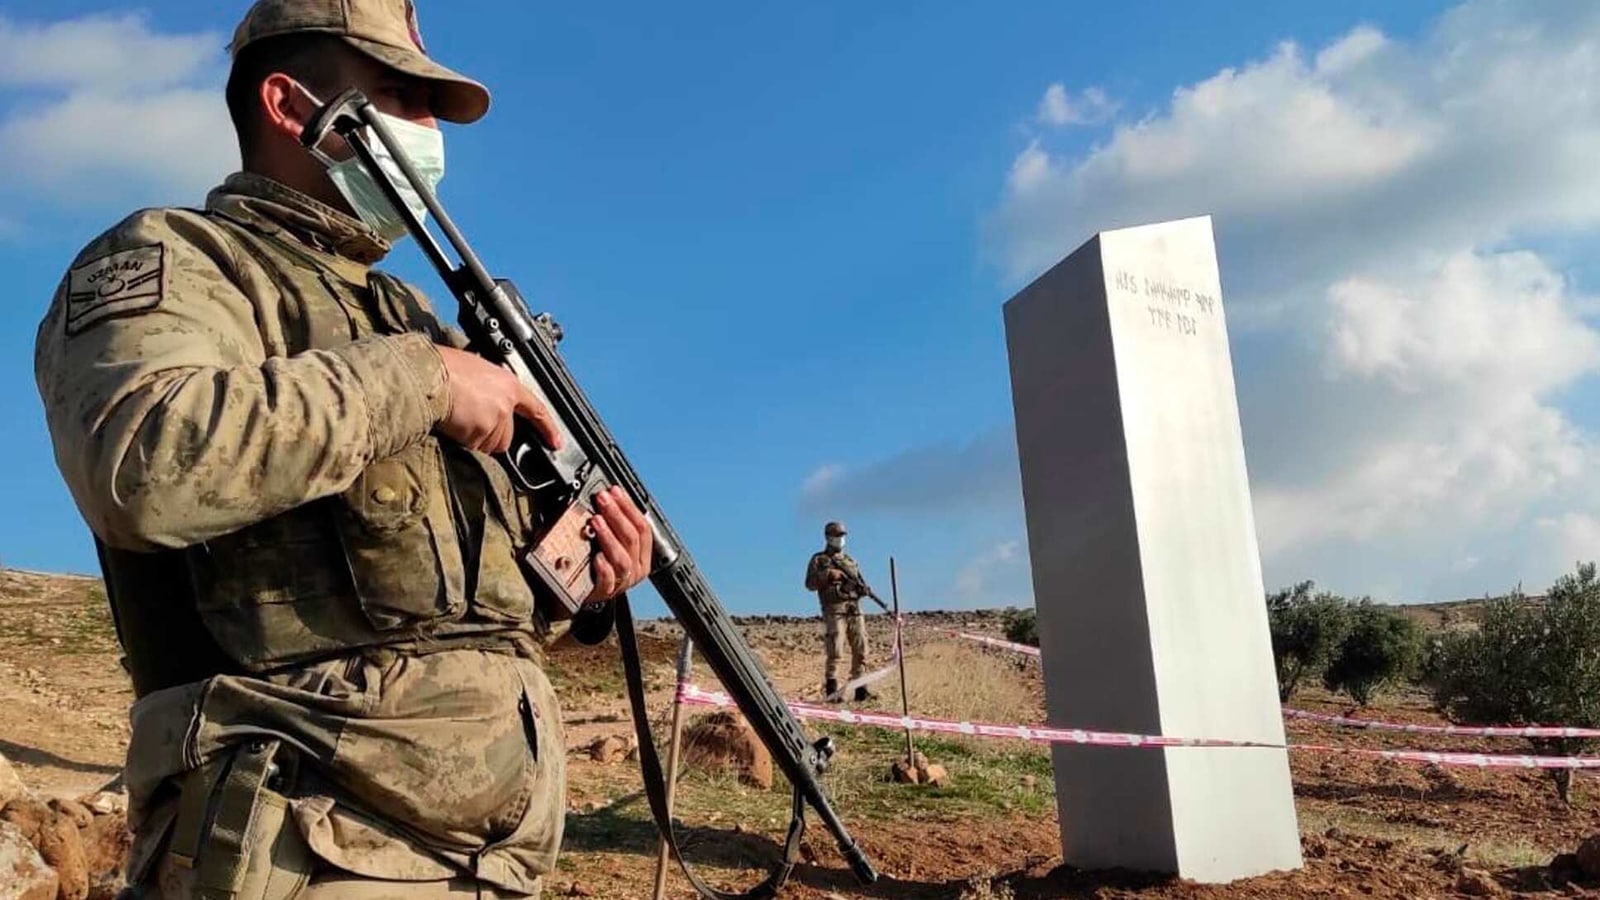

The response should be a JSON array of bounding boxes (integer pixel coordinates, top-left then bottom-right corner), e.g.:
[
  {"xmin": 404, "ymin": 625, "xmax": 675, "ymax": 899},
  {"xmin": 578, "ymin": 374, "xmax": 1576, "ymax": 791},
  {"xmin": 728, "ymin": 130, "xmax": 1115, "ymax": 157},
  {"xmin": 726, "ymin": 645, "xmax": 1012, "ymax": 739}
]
[
  {"xmin": 855, "ymin": 583, "xmax": 890, "ymax": 613},
  {"xmin": 822, "ymin": 556, "xmax": 889, "ymax": 612},
  {"xmin": 301, "ymin": 90, "xmax": 878, "ymax": 900}
]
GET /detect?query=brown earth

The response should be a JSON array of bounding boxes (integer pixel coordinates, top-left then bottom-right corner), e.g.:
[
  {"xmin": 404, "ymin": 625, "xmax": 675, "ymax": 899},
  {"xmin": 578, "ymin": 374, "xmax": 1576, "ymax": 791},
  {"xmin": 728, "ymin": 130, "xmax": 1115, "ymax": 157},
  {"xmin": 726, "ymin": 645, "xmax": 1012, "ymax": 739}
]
[{"xmin": 2, "ymin": 568, "xmax": 1597, "ymax": 898}]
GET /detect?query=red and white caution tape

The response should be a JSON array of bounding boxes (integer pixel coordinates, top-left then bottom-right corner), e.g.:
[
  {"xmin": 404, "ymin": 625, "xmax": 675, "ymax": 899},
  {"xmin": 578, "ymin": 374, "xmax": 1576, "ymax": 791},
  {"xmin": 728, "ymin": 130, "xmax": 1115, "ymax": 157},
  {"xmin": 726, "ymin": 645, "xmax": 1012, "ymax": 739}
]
[
  {"xmin": 679, "ymin": 684, "xmax": 1264, "ymax": 750},
  {"xmin": 825, "ymin": 657, "xmax": 899, "ymax": 702},
  {"xmin": 939, "ymin": 630, "xmax": 1600, "ymax": 741},
  {"xmin": 942, "ymin": 630, "xmax": 1041, "ymax": 658},
  {"xmin": 1291, "ymin": 744, "xmax": 1600, "ymax": 770},
  {"xmin": 1283, "ymin": 708, "xmax": 1600, "ymax": 739},
  {"xmin": 675, "ymin": 684, "xmax": 1600, "ymax": 770}
]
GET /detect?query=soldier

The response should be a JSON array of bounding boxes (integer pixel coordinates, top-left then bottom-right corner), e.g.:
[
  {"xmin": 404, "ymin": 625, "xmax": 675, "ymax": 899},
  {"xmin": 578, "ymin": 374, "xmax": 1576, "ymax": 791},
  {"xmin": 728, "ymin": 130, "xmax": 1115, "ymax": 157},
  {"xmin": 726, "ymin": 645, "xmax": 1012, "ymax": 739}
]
[
  {"xmin": 803, "ymin": 521, "xmax": 876, "ymax": 702},
  {"xmin": 32, "ymin": 1, "xmax": 655, "ymax": 897}
]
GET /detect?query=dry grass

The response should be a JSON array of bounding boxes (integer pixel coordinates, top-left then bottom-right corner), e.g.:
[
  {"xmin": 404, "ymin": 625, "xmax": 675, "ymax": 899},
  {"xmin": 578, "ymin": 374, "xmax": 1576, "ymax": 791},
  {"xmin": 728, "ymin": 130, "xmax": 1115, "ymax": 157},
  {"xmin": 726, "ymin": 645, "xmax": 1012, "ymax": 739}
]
[
  {"xmin": 878, "ymin": 641, "xmax": 1042, "ymax": 727},
  {"xmin": 1297, "ymin": 804, "xmax": 1555, "ymax": 870}
]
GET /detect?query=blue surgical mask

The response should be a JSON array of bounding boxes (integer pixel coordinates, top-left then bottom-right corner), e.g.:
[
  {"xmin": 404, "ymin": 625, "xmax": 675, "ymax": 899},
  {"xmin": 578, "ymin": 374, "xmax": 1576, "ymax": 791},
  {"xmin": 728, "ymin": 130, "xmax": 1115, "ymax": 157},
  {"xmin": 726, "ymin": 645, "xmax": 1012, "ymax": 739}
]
[{"xmin": 298, "ymin": 84, "xmax": 445, "ymax": 242}]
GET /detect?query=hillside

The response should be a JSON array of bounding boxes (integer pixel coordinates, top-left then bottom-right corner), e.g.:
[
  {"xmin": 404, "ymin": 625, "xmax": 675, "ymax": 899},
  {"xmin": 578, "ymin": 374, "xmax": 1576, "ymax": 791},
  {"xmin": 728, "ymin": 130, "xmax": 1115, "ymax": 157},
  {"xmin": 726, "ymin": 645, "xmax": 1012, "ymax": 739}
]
[{"xmin": 3, "ymin": 567, "xmax": 1599, "ymax": 899}]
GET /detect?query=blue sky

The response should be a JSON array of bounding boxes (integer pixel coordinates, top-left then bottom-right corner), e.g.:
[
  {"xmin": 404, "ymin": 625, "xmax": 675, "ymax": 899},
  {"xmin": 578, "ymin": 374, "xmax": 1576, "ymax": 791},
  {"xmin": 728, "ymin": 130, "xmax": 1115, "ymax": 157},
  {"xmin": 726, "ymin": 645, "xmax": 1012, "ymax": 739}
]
[{"xmin": 8, "ymin": 0, "xmax": 1596, "ymax": 617}]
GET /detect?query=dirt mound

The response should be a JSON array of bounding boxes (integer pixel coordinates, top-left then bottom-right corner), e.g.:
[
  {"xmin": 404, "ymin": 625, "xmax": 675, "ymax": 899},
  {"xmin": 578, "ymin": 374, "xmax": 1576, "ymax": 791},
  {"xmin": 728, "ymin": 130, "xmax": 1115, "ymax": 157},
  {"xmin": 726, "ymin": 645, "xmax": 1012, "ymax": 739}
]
[{"xmin": 682, "ymin": 711, "xmax": 773, "ymax": 790}]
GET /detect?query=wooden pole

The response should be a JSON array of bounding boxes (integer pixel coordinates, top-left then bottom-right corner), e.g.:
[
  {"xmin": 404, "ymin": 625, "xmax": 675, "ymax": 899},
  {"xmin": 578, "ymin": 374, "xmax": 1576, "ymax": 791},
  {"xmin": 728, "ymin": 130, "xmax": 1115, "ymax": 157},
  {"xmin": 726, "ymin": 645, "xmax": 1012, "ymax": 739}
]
[
  {"xmin": 651, "ymin": 636, "xmax": 695, "ymax": 900},
  {"xmin": 891, "ymin": 557, "xmax": 914, "ymax": 764}
]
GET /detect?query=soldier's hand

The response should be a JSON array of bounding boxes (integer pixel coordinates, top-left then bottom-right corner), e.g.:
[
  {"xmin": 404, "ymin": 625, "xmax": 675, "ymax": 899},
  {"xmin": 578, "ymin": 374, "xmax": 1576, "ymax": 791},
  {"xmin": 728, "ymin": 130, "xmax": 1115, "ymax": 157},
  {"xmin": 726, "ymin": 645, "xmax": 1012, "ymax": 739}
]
[
  {"xmin": 437, "ymin": 347, "xmax": 562, "ymax": 454},
  {"xmin": 588, "ymin": 485, "xmax": 653, "ymax": 602}
]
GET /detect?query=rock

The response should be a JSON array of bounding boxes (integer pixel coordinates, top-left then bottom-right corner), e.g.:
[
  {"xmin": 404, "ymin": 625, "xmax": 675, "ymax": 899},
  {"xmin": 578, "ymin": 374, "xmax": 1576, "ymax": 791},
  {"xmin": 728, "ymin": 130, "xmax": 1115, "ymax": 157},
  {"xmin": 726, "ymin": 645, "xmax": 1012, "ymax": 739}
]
[
  {"xmin": 921, "ymin": 763, "xmax": 949, "ymax": 787},
  {"xmin": 49, "ymin": 798, "xmax": 93, "ymax": 830},
  {"xmin": 587, "ymin": 735, "xmax": 632, "ymax": 765},
  {"xmin": 0, "ymin": 754, "xmax": 26, "ymax": 812},
  {"xmin": 891, "ymin": 751, "xmax": 937, "ymax": 785},
  {"xmin": 0, "ymin": 822, "xmax": 57, "ymax": 900},
  {"xmin": 39, "ymin": 812, "xmax": 89, "ymax": 900},
  {"xmin": 683, "ymin": 712, "xmax": 774, "ymax": 790},
  {"xmin": 1457, "ymin": 869, "xmax": 1503, "ymax": 897},
  {"xmin": 1579, "ymin": 835, "xmax": 1600, "ymax": 880},
  {"xmin": 81, "ymin": 812, "xmax": 129, "ymax": 893},
  {"xmin": 82, "ymin": 793, "xmax": 126, "ymax": 817},
  {"xmin": 0, "ymin": 799, "xmax": 48, "ymax": 843}
]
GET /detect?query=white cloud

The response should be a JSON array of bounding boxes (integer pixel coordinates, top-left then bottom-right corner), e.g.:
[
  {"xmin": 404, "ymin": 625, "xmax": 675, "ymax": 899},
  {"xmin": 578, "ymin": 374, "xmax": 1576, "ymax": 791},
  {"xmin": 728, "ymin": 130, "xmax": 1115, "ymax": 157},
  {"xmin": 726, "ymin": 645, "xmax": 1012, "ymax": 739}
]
[
  {"xmin": 985, "ymin": 0, "xmax": 1600, "ymax": 601},
  {"xmin": 1327, "ymin": 251, "xmax": 1598, "ymax": 395},
  {"xmin": 990, "ymin": 1, "xmax": 1600, "ymax": 319},
  {"xmin": 1037, "ymin": 83, "xmax": 1118, "ymax": 127},
  {"xmin": 0, "ymin": 14, "xmax": 219, "ymax": 92},
  {"xmin": 1535, "ymin": 514, "xmax": 1600, "ymax": 579},
  {"xmin": 0, "ymin": 13, "xmax": 237, "ymax": 212},
  {"xmin": 954, "ymin": 540, "xmax": 1023, "ymax": 602},
  {"xmin": 801, "ymin": 464, "xmax": 843, "ymax": 497}
]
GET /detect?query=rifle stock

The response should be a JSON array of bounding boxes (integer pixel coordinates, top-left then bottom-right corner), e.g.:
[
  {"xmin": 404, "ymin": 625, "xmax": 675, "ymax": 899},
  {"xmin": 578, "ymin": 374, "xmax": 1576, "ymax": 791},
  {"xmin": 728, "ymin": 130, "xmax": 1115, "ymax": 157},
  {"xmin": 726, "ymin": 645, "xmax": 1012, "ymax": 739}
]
[{"xmin": 302, "ymin": 89, "xmax": 878, "ymax": 897}]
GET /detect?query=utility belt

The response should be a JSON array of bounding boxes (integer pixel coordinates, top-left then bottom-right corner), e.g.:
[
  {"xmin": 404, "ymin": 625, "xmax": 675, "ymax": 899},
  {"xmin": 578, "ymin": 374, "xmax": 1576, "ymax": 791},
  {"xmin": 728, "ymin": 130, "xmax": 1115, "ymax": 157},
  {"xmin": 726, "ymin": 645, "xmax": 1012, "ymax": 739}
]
[
  {"xmin": 126, "ymin": 738, "xmax": 313, "ymax": 900},
  {"xmin": 821, "ymin": 595, "xmax": 861, "ymax": 613}
]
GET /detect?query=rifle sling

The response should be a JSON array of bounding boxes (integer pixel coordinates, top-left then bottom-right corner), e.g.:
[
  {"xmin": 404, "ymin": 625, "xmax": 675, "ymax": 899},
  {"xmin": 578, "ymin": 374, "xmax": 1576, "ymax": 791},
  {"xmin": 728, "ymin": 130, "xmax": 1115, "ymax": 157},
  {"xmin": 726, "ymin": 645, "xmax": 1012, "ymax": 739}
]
[{"xmin": 616, "ymin": 595, "xmax": 805, "ymax": 900}]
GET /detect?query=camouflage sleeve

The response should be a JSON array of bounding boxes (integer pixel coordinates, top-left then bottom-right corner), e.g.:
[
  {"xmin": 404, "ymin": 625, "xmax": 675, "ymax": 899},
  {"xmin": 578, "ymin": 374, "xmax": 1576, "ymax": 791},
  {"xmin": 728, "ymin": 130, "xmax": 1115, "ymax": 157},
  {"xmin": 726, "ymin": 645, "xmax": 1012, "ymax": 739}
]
[
  {"xmin": 33, "ymin": 209, "xmax": 452, "ymax": 552},
  {"xmin": 804, "ymin": 554, "xmax": 823, "ymax": 591}
]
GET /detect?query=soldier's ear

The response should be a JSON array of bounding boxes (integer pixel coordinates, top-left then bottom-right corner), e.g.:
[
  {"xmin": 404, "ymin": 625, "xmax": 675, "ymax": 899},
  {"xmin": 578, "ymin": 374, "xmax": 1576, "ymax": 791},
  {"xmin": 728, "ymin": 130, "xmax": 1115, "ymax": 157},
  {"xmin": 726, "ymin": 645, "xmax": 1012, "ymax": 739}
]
[{"xmin": 260, "ymin": 72, "xmax": 310, "ymax": 144}]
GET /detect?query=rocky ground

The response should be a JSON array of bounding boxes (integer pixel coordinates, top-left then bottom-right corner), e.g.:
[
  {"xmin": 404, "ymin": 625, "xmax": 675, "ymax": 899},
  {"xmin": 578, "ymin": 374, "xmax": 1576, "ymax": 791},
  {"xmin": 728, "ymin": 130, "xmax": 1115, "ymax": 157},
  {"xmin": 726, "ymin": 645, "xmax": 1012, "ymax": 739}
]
[{"xmin": 4, "ymin": 567, "xmax": 1600, "ymax": 898}]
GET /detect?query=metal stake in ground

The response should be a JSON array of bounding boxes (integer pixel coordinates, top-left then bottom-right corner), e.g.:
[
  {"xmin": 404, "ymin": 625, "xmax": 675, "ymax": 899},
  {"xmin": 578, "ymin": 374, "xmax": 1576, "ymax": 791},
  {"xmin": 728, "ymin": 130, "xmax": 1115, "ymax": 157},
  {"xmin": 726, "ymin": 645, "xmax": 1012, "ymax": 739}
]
[
  {"xmin": 652, "ymin": 636, "xmax": 695, "ymax": 900},
  {"xmin": 891, "ymin": 557, "xmax": 914, "ymax": 765}
]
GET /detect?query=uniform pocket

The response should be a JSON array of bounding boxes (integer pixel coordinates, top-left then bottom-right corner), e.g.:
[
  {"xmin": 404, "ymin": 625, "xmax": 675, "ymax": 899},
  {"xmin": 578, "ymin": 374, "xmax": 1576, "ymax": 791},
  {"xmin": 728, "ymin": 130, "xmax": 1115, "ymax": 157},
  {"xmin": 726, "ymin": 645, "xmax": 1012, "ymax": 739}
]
[
  {"xmin": 335, "ymin": 439, "xmax": 467, "ymax": 631},
  {"xmin": 479, "ymin": 660, "xmax": 566, "ymax": 874},
  {"xmin": 464, "ymin": 450, "xmax": 539, "ymax": 625}
]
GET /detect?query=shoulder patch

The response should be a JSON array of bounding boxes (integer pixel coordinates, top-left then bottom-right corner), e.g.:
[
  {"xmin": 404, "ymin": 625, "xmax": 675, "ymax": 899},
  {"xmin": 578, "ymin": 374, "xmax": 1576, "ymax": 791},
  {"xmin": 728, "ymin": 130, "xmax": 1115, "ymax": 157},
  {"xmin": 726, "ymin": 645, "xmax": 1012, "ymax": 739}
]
[{"xmin": 65, "ymin": 244, "xmax": 165, "ymax": 336}]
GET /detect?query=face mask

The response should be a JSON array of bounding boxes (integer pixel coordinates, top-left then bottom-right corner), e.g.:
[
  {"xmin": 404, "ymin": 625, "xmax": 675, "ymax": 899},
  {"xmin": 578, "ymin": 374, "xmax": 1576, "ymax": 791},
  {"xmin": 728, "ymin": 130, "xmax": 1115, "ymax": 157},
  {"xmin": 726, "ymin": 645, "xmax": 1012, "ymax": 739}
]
[
  {"xmin": 827, "ymin": 536, "xmax": 844, "ymax": 550},
  {"xmin": 297, "ymin": 84, "xmax": 445, "ymax": 242}
]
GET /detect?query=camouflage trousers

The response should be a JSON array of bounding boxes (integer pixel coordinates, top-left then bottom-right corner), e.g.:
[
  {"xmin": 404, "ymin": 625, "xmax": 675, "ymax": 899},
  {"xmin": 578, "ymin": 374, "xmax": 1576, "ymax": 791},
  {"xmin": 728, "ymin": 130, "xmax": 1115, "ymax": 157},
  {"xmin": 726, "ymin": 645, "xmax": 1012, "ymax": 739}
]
[
  {"xmin": 124, "ymin": 647, "xmax": 561, "ymax": 899},
  {"xmin": 822, "ymin": 600, "xmax": 868, "ymax": 684}
]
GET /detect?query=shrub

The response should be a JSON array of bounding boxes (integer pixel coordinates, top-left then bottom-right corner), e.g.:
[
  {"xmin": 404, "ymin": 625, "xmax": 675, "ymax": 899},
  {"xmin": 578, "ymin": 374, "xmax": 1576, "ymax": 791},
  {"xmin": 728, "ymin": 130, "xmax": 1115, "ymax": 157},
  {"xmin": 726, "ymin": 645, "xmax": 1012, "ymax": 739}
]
[
  {"xmin": 1430, "ymin": 562, "xmax": 1600, "ymax": 803},
  {"xmin": 1266, "ymin": 581, "xmax": 1352, "ymax": 702},
  {"xmin": 1002, "ymin": 608, "xmax": 1038, "ymax": 648},
  {"xmin": 1321, "ymin": 600, "xmax": 1423, "ymax": 707}
]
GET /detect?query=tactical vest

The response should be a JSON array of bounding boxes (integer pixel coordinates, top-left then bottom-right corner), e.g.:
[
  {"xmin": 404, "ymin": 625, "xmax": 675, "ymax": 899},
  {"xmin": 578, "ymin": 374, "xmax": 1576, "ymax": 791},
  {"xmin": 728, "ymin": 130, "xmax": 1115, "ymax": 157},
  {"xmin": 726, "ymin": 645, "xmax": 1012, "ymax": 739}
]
[
  {"xmin": 811, "ymin": 551, "xmax": 864, "ymax": 604},
  {"xmin": 100, "ymin": 207, "xmax": 545, "ymax": 694}
]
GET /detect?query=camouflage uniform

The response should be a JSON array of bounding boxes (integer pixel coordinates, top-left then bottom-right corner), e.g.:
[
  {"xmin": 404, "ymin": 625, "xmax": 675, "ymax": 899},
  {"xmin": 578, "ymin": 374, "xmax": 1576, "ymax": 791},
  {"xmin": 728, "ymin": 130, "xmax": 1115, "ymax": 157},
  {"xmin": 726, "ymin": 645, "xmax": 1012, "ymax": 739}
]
[
  {"xmin": 804, "ymin": 547, "xmax": 870, "ymax": 689},
  {"xmin": 32, "ymin": 3, "xmax": 569, "ymax": 897}
]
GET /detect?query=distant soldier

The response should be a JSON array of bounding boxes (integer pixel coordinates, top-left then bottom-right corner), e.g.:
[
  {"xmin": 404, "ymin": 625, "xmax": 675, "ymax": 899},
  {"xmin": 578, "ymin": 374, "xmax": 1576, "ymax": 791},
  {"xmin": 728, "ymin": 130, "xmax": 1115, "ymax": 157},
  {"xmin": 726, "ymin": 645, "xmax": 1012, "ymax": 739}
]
[{"xmin": 804, "ymin": 521, "xmax": 876, "ymax": 701}]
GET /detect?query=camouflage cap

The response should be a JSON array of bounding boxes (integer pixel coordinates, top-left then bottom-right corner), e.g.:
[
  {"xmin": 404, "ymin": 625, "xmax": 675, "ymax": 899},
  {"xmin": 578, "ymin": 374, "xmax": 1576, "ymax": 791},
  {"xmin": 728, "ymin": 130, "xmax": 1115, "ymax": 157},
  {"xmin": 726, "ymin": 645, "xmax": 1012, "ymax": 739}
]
[
  {"xmin": 824, "ymin": 521, "xmax": 847, "ymax": 537},
  {"xmin": 229, "ymin": 0, "xmax": 490, "ymax": 124}
]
